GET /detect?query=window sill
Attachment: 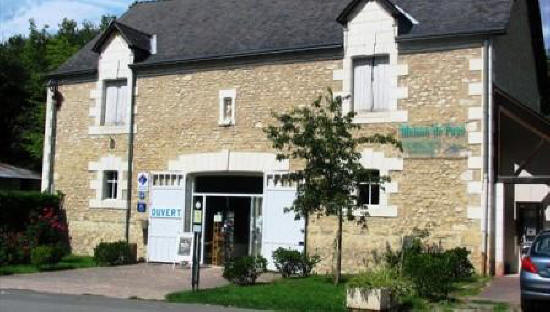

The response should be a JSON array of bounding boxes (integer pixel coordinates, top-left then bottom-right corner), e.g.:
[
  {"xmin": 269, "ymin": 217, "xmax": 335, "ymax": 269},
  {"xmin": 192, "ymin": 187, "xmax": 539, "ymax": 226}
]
[
  {"xmin": 89, "ymin": 199, "xmax": 127, "ymax": 209},
  {"xmin": 218, "ymin": 121, "xmax": 234, "ymax": 127},
  {"xmin": 351, "ymin": 205, "xmax": 397, "ymax": 217},
  {"xmin": 88, "ymin": 125, "xmax": 137, "ymax": 135},
  {"xmin": 353, "ymin": 111, "xmax": 408, "ymax": 124}
]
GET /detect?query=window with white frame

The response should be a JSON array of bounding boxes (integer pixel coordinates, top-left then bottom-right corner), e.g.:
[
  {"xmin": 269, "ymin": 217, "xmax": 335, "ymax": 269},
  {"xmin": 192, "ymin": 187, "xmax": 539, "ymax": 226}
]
[
  {"xmin": 357, "ymin": 170, "xmax": 380, "ymax": 206},
  {"xmin": 103, "ymin": 170, "xmax": 118, "ymax": 200},
  {"xmin": 353, "ymin": 56, "xmax": 390, "ymax": 113},
  {"xmin": 219, "ymin": 89, "xmax": 236, "ymax": 126},
  {"xmin": 102, "ymin": 80, "xmax": 128, "ymax": 126}
]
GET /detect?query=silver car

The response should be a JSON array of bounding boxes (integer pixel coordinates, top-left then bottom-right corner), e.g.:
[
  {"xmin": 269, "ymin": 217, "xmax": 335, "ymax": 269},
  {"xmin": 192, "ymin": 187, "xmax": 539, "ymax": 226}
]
[{"xmin": 520, "ymin": 230, "xmax": 550, "ymax": 311}]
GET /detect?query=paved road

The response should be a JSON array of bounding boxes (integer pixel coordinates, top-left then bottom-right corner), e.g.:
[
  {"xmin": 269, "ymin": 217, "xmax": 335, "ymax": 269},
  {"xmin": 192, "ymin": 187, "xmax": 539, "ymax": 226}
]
[{"xmin": 0, "ymin": 289, "xmax": 260, "ymax": 312}]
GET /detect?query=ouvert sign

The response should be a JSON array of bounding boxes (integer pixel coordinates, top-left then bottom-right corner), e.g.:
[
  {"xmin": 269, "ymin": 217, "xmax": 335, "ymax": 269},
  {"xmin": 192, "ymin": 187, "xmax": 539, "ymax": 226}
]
[
  {"xmin": 150, "ymin": 207, "xmax": 183, "ymax": 218},
  {"xmin": 399, "ymin": 124, "xmax": 467, "ymax": 158}
]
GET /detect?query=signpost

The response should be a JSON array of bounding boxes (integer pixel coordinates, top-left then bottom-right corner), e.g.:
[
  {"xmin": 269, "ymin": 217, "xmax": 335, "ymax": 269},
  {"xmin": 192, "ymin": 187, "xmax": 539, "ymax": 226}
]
[
  {"xmin": 191, "ymin": 196, "xmax": 203, "ymax": 291},
  {"xmin": 137, "ymin": 173, "xmax": 149, "ymax": 213}
]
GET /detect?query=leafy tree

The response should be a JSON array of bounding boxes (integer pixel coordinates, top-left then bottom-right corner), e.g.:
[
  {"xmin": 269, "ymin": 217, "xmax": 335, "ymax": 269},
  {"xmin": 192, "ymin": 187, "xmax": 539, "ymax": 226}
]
[
  {"xmin": 0, "ymin": 16, "xmax": 114, "ymax": 170},
  {"xmin": 264, "ymin": 89, "xmax": 400, "ymax": 284}
]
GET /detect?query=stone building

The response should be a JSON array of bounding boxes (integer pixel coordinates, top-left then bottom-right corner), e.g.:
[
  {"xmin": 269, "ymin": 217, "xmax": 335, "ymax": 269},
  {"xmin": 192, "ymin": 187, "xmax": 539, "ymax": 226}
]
[{"xmin": 43, "ymin": 0, "xmax": 549, "ymax": 275}]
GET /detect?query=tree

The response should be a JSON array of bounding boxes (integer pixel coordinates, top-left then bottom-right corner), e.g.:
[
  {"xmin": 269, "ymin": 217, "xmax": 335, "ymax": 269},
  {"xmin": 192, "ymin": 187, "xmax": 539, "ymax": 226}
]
[{"xmin": 264, "ymin": 89, "xmax": 400, "ymax": 284}]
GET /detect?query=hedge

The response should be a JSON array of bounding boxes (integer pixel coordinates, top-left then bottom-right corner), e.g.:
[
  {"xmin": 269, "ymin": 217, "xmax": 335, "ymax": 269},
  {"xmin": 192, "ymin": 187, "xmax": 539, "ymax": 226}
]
[{"xmin": 0, "ymin": 191, "xmax": 62, "ymax": 232}]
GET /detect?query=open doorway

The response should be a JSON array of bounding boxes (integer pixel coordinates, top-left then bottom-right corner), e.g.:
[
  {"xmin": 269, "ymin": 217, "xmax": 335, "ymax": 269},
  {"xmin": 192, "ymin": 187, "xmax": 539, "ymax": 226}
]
[{"xmin": 192, "ymin": 175, "xmax": 263, "ymax": 266}]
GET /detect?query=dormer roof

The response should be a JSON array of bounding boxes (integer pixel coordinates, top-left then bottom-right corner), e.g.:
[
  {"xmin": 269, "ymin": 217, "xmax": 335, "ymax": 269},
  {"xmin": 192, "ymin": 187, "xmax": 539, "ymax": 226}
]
[{"xmin": 92, "ymin": 21, "xmax": 152, "ymax": 54}]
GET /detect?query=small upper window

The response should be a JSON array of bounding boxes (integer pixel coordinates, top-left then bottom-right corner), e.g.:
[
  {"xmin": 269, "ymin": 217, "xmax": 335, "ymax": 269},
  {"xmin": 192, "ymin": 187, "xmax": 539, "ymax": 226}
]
[
  {"xmin": 103, "ymin": 171, "xmax": 118, "ymax": 200},
  {"xmin": 357, "ymin": 170, "xmax": 380, "ymax": 206},
  {"xmin": 219, "ymin": 90, "xmax": 236, "ymax": 126},
  {"xmin": 102, "ymin": 80, "xmax": 128, "ymax": 126},
  {"xmin": 353, "ymin": 56, "xmax": 390, "ymax": 113}
]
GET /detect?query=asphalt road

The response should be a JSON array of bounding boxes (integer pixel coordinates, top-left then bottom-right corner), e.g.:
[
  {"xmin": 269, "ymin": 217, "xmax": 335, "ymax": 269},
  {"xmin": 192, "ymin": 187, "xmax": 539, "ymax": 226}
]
[{"xmin": 0, "ymin": 289, "xmax": 260, "ymax": 312}]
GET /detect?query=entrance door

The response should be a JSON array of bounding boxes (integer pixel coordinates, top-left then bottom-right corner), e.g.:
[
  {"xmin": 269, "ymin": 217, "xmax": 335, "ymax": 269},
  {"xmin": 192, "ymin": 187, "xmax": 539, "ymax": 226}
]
[
  {"xmin": 262, "ymin": 173, "xmax": 305, "ymax": 270},
  {"xmin": 148, "ymin": 173, "xmax": 186, "ymax": 263}
]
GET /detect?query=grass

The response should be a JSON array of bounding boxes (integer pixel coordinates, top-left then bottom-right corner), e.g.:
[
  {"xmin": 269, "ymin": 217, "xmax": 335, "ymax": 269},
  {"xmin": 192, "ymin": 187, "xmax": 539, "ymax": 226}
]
[
  {"xmin": 167, "ymin": 275, "xmax": 347, "ymax": 312},
  {"xmin": 0, "ymin": 255, "xmax": 96, "ymax": 276},
  {"xmin": 167, "ymin": 274, "xmax": 508, "ymax": 312}
]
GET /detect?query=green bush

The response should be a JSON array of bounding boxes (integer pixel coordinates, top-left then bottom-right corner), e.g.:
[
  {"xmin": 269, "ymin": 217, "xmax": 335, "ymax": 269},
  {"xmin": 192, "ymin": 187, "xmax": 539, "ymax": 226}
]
[
  {"xmin": 272, "ymin": 247, "xmax": 321, "ymax": 278},
  {"xmin": 30, "ymin": 245, "xmax": 64, "ymax": 265},
  {"xmin": 348, "ymin": 267, "xmax": 414, "ymax": 298},
  {"xmin": 93, "ymin": 241, "xmax": 136, "ymax": 266},
  {"xmin": 384, "ymin": 230, "xmax": 474, "ymax": 301},
  {"xmin": 444, "ymin": 247, "xmax": 474, "ymax": 281},
  {"xmin": 223, "ymin": 256, "xmax": 267, "ymax": 285},
  {"xmin": 403, "ymin": 252, "xmax": 452, "ymax": 300}
]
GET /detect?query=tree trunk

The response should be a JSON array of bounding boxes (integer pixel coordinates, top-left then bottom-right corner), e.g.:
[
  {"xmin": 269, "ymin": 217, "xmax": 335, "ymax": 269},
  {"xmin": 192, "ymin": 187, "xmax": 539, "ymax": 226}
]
[{"xmin": 333, "ymin": 208, "xmax": 343, "ymax": 285}]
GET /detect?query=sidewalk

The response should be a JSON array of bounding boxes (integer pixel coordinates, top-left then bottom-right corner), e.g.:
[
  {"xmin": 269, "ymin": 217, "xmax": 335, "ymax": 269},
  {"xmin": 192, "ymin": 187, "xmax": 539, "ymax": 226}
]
[{"xmin": 472, "ymin": 274, "xmax": 521, "ymax": 306}]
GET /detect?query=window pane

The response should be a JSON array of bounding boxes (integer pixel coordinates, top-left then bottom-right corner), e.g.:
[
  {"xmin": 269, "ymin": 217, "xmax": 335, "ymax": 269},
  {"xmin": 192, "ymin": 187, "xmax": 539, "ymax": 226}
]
[
  {"xmin": 103, "ymin": 171, "xmax": 118, "ymax": 200},
  {"xmin": 372, "ymin": 56, "xmax": 390, "ymax": 112},
  {"xmin": 353, "ymin": 59, "xmax": 373, "ymax": 113},
  {"xmin": 370, "ymin": 184, "xmax": 380, "ymax": 205},
  {"xmin": 223, "ymin": 97, "xmax": 233, "ymax": 122},
  {"xmin": 358, "ymin": 184, "xmax": 369, "ymax": 206}
]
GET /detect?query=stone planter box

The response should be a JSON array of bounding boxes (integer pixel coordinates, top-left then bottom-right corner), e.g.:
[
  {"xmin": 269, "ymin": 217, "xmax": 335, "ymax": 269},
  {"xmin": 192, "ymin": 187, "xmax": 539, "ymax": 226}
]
[{"xmin": 346, "ymin": 288, "xmax": 396, "ymax": 311}]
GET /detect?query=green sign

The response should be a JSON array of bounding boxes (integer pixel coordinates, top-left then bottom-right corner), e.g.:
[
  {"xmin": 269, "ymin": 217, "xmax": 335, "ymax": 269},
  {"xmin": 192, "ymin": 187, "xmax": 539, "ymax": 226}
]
[{"xmin": 399, "ymin": 124, "xmax": 467, "ymax": 158}]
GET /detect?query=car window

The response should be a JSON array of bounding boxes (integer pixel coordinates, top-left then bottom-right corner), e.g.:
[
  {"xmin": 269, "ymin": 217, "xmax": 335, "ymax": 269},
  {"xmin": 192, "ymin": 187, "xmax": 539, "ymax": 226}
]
[{"xmin": 532, "ymin": 235, "xmax": 550, "ymax": 257}]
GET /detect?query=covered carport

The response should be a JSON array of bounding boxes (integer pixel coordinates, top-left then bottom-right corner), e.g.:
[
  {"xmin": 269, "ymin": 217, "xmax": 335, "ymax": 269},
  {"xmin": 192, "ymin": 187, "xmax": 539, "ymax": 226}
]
[{"xmin": 493, "ymin": 89, "xmax": 550, "ymax": 276}]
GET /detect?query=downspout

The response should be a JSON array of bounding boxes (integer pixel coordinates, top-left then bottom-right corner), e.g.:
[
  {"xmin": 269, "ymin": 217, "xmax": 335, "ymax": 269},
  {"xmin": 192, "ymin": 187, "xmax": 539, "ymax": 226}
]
[
  {"xmin": 125, "ymin": 67, "xmax": 136, "ymax": 243},
  {"xmin": 481, "ymin": 39, "xmax": 494, "ymax": 275},
  {"xmin": 42, "ymin": 82, "xmax": 58, "ymax": 194}
]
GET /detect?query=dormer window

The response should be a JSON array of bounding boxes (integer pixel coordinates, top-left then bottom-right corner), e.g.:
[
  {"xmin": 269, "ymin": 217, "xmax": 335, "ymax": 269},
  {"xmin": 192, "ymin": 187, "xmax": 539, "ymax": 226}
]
[
  {"xmin": 219, "ymin": 89, "xmax": 236, "ymax": 126},
  {"xmin": 102, "ymin": 80, "xmax": 128, "ymax": 126},
  {"xmin": 352, "ymin": 55, "xmax": 391, "ymax": 113}
]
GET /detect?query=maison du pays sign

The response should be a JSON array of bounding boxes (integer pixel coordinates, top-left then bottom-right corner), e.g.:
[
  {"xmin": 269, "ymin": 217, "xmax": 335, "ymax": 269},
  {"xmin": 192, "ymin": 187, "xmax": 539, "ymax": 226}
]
[{"xmin": 399, "ymin": 124, "xmax": 467, "ymax": 158}]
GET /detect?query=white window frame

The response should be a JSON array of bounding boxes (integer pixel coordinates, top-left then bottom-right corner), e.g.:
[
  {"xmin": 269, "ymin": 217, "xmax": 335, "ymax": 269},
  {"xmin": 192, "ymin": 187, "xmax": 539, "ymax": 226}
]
[
  {"xmin": 357, "ymin": 170, "xmax": 381, "ymax": 207},
  {"xmin": 219, "ymin": 89, "xmax": 236, "ymax": 126},
  {"xmin": 103, "ymin": 170, "xmax": 119, "ymax": 200},
  {"xmin": 89, "ymin": 156, "xmax": 128, "ymax": 209}
]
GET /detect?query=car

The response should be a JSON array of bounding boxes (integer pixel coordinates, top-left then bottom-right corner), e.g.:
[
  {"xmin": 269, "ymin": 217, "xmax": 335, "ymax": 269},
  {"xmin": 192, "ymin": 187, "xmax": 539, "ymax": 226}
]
[{"xmin": 520, "ymin": 230, "xmax": 550, "ymax": 311}]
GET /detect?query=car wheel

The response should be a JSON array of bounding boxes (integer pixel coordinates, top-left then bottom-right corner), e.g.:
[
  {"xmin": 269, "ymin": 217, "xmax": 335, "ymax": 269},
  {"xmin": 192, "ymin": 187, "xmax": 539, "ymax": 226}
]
[{"xmin": 521, "ymin": 297, "xmax": 534, "ymax": 312}]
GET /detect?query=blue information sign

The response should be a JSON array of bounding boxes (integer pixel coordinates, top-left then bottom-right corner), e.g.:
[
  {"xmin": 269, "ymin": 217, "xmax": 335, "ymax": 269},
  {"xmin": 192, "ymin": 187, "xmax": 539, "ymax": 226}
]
[{"xmin": 137, "ymin": 202, "xmax": 146, "ymax": 213}]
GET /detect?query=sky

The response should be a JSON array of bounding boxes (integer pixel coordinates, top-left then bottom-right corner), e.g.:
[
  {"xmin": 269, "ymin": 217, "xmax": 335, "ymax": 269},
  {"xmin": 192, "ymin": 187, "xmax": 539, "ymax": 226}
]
[{"xmin": 0, "ymin": 0, "xmax": 550, "ymax": 51}]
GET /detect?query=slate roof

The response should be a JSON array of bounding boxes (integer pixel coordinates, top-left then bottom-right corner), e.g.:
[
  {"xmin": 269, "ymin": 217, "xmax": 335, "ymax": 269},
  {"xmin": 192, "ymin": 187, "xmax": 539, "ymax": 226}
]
[
  {"xmin": 0, "ymin": 163, "xmax": 41, "ymax": 180},
  {"xmin": 51, "ymin": 0, "xmax": 515, "ymax": 77}
]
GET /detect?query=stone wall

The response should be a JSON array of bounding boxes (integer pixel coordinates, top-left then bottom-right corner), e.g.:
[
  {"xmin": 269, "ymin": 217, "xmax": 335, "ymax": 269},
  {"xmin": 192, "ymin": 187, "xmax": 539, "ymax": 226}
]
[
  {"xmin": 308, "ymin": 47, "xmax": 485, "ymax": 273},
  {"xmin": 53, "ymin": 47, "xmax": 485, "ymax": 272}
]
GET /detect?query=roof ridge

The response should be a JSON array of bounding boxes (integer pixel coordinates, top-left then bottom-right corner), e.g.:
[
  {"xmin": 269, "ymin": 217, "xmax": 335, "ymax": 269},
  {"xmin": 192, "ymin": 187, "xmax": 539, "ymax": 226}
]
[{"xmin": 130, "ymin": 0, "xmax": 171, "ymax": 8}]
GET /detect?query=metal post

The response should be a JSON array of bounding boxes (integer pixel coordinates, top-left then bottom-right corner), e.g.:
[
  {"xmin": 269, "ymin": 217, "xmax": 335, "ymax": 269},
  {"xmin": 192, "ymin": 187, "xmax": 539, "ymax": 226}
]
[{"xmin": 191, "ymin": 196, "xmax": 203, "ymax": 291}]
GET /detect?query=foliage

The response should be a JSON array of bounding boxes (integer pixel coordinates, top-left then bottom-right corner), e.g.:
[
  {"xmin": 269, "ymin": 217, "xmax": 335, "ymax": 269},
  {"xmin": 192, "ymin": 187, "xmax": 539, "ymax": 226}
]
[
  {"xmin": 272, "ymin": 247, "xmax": 320, "ymax": 278},
  {"xmin": 264, "ymin": 89, "xmax": 399, "ymax": 284},
  {"xmin": 167, "ymin": 275, "xmax": 347, "ymax": 312},
  {"xmin": 347, "ymin": 267, "xmax": 414, "ymax": 298},
  {"xmin": 30, "ymin": 245, "xmax": 65, "ymax": 265},
  {"xmin": 0, "ymin": 191, "xmax": 67, "ymax": 265},
  {"xmin": 0, "ymin": 255, "xmax": 96, "ymax": 276},
  {"xmin": 0, "ymin": 17, "xmax": 114, "ymax": 170},
  {"xmin": 384, "ymin": 229, "xmax": 474, "ymax": 301},
  {"xmin": 93, "ymin": 241, "xmax": 136, "ymax": 266},
  {"xmin": 223, "ymin": 256, "xmax": 267, "ymax": 285}
]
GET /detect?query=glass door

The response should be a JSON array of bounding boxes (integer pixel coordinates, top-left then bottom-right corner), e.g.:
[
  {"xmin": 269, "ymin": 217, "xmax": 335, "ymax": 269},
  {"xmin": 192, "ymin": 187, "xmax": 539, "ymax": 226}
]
[{"xmin": 249, "ymin": 196, "xmax": 263, "ymax": 257}]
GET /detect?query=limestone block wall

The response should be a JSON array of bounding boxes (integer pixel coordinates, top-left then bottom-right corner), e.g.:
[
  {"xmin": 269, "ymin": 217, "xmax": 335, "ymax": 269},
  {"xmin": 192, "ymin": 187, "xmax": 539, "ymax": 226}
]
[
  {"xmin": 53, "ymin": 81, "xmax": 131, "ymax": 255},
  {"xmin": 53, "ymin": 47, "xmax": 485, "ymax": 272},
  {"xmin": 308, "ymin": 47, "xmax": 485, "ymax": 273}
]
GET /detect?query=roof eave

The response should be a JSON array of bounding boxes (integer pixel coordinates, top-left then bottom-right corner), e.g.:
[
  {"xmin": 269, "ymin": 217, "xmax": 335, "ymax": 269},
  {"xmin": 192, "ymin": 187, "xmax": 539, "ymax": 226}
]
[{"xmin": 396, "ymin": 28, "xmax": 507, "ymax": 42}]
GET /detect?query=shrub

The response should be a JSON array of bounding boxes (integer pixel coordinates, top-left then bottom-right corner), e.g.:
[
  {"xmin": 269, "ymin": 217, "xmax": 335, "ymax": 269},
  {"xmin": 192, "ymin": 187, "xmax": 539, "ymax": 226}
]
[
  {"xmin": 348, "ymin": 267, "xmax": 414, "ymax": 298},
  {"xmin": 223, "ymin": 256, "xmax": 267, "ymax": 285},
  {"xmin": 444, "ymin": 247, "xmax": 473, "ymax": 281},
  {"xmin": 403, "ymin": 252, "xmax": 452, "ymax": 300},
  {"xmin": 30, "ymin": 245, "xmax": 64, "ymax": 265},
  {"xmin": 272, "ymin": 247, "xmax": 321, "ymax": 278},
  {"xmin": 93, "ymin": 241, "xmax": 136, "ymax": 266}
]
